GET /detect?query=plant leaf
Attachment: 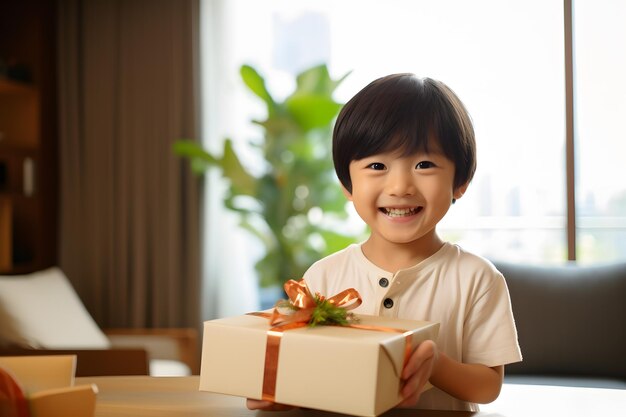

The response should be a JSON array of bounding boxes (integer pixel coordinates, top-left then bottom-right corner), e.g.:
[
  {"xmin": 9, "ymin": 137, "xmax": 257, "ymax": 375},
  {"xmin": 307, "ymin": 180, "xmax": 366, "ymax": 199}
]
[
  {"xmin": 221, "ymin": 139, "xmax": 257, "ymax": 197},
  {"xmin": 172, "ymin": 140, "xmax": 219, "ymax": 175},
  {"xmin": 172, "ymin": 140, "xmax": 218, "ymax": 163},
  {"xmin": 295, "ymin": 64, "xmax": 351, "ymax": 95},
  {"xmin": 331, "ymin": 70, "xmax": 352, "ymax": 92},
  {"xmin": 286, "ymin": 94, "xmax": 342, "ymax": 132},
  {"xmin": 240, "ymin": 64, "xmax": 276, "ymax": 114}
]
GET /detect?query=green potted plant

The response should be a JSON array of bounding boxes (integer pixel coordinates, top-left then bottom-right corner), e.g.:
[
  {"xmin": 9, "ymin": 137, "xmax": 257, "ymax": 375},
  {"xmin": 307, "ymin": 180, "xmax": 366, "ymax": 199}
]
[{"xmin": 174, "ymin": 63, "xmax": 362, "ymax": 291}]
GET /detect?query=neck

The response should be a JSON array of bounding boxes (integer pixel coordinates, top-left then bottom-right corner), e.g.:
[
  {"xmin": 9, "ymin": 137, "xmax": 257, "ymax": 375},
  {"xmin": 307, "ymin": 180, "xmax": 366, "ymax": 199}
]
[{"xmin": 361, "ymin": 232, "xmax": 444, "ymax": 273}]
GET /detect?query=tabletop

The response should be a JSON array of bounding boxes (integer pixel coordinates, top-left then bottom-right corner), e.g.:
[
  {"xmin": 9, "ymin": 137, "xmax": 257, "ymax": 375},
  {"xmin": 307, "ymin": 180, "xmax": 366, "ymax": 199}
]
[{"xmin": 75, "ymin": 376, "xmax": 626, "ymax": 417}]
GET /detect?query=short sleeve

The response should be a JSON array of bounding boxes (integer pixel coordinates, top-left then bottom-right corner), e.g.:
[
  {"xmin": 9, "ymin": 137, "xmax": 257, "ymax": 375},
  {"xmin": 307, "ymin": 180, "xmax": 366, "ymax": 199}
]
[{"xmin": 462, "ymin": 271, "xmax": 522, "ymax": 367}]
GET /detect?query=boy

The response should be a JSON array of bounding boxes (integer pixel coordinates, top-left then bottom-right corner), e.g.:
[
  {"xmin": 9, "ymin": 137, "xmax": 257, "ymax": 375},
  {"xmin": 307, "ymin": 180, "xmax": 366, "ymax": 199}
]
[{"xmin": 250, "ymin": 74, "xmax": 522, "ymax": 412}]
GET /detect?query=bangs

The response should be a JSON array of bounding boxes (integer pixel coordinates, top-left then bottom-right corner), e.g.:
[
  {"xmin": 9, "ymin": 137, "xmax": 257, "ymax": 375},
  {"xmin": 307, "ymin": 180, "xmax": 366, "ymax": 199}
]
[
  {"xmin": 346, "ymin": 76, "xmax": 442, "ymax": 160},
  {"xmin": 353, "ymin": 114, "xmax": 437, "ymax": 160}
]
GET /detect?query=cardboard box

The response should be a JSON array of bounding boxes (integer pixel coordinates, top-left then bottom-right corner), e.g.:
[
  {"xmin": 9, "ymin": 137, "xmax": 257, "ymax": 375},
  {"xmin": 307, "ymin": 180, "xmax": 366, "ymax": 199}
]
[
  {"xmin": 0, "ymin": 355, "xmax": 97, "ymax": 417},
  {"xmin": 199, "ymin": 313, "xmax": 439, "ymax": 416}
]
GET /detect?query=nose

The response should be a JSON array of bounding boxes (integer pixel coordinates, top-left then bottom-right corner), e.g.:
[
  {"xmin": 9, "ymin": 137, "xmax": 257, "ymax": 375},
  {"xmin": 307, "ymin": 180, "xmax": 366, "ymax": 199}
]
[{"xmin": 386, "ymin": 169, "xmax": 416, "ymax": 197}]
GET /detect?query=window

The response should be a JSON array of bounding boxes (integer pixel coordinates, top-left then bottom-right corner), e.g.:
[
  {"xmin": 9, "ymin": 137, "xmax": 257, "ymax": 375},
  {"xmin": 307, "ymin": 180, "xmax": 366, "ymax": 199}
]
[
  {"xmin": 573, "ymin": 0, "xmax": 626, "ymax": 262},
  {"xmin": 199, "ymin": 0, "xmax": 625, "ymax": 315}
]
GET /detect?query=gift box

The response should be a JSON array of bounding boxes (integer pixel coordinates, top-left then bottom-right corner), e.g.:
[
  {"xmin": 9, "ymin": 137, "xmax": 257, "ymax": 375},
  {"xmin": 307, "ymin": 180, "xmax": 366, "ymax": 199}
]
[{"xmin": 199, "ymin": 282, "xmax": 439, "ymax": 417}]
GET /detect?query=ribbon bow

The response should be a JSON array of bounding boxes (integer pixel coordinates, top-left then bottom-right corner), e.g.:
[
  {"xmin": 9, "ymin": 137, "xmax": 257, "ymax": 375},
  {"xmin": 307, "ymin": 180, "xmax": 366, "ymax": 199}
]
[{"xmin": 268, "ymin": 279, "xmax": 362, "ymax": 328}]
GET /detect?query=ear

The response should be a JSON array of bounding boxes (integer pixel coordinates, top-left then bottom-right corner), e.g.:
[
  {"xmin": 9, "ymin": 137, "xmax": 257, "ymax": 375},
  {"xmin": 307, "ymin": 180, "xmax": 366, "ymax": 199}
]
[
  {"xmin": 341, "ymin": 185, "xmax": 353, "ymax": 201},
  {"xmin": 453, "ymin": 182, "xmax": 469, "ymax": 201}
]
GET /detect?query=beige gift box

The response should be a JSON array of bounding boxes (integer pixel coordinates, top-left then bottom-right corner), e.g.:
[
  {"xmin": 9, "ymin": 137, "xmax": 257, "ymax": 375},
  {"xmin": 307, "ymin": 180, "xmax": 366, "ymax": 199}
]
[{"xmin": 199, "ymin": 313, "xmax": 439, "ymax": 417}]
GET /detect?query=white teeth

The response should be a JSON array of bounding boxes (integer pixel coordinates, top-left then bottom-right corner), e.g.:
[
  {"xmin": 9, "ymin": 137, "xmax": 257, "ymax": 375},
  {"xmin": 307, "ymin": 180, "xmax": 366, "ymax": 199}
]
[{"xmin": 384, "ymin": 207, "xmax": 419, "ymax": 217}]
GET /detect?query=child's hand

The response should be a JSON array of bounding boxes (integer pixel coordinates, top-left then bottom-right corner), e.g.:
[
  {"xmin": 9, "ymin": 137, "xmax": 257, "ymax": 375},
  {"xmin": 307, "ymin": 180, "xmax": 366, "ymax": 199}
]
[
  {"xmin": 397, "ymin": 340, "xmax": 439, "ymax": 408},
  {"xmin": 246, "ymin": 398, "xmax": 295, "ymax": 411}
]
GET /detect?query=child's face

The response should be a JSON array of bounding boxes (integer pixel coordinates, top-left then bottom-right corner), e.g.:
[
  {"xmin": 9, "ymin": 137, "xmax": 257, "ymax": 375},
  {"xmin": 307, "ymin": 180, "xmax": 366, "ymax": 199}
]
[{"xmin": 344, "ymin": 144, "xmax": 467, "ymax": 248}]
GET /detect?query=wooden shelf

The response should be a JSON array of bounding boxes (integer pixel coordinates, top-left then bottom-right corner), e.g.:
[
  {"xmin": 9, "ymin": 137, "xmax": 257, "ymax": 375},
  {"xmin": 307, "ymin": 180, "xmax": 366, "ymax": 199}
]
[
  {"xmin": 0, "ymin": 148, "xmax": 38, "ymax": 196},
  {"xmin": 1, "ymin": 0, "xmax": 58, "ymax": 275},
  {"xmin": 0, "ymin": 79, "xmax": 40, "ymax": 150},
  {"xmin": 0, "ymin": 77, "xmax": 37, "ymax": 94},
  {"xmin": 0, "ymin": 196, "xmax": 12, "ymax": 272}
]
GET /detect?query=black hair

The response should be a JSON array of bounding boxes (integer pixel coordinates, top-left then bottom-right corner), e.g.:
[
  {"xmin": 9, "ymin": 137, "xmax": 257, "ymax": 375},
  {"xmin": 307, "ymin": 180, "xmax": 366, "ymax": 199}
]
[{"xmin": 333, "ymin": 73, "xmax": 476, "ymax": 194}]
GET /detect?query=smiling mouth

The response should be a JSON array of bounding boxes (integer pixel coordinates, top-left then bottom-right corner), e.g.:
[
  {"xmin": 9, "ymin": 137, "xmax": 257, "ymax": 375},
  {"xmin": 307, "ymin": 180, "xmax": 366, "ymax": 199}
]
[{"xmin": 379, "ymin": 207, "xmax": 423, "ymax": 217}]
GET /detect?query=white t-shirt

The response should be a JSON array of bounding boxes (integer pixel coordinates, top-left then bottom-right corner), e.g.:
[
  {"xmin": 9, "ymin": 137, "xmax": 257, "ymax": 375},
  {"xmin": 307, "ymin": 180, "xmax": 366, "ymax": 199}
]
[{"xmin": 304, "ymin": 242, "xmax": 522, "ymax": 411}]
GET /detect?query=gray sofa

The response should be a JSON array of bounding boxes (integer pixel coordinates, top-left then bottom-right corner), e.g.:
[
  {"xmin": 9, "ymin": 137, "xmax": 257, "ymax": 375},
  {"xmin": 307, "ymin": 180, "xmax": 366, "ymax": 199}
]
[{"xmin": 493, "ymin": 261, "xmax": 626, "ymax": 388}]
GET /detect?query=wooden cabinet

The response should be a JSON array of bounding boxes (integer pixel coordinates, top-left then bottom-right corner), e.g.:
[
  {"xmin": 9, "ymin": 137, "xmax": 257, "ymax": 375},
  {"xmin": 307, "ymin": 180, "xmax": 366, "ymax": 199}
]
[
  {"xmin": 0, "ymin": 0, "xmax": 58, "ymax": 274},
  {"xmin": 0, "ymin": 79, "xmax": 39, "ymax": 148},
  {"xmin": 0, "ymin": 196, "xmax": 11, "ymax": 270},
  {"xmin": 0, "ymin": 79, "xmax": 43, "ymax": 273}
]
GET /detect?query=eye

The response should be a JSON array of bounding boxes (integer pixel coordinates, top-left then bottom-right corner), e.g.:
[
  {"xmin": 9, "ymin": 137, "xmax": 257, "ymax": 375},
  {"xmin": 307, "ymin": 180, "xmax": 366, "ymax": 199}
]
[
  {"xmin": 367, "ymin": 162, "xmax": 386, "ymax": 170},
  {"xmin": 415, "ymin": 161, "xmax": 436, "ymax": 169}
]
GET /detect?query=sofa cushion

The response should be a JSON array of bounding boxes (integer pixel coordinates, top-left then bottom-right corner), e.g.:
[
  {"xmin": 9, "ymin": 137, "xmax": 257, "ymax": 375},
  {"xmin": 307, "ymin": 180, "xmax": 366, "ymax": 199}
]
[
  {"xmin": 0, "ymin": 267, "xmax": 111, "ymax": 349},
  {"xmin": 149, "ymin": 359, "xmax": 191, "ymax": 376},
  {"xmin": 494, "ymin": 261, "xmax": 626, "ymax": 380}
]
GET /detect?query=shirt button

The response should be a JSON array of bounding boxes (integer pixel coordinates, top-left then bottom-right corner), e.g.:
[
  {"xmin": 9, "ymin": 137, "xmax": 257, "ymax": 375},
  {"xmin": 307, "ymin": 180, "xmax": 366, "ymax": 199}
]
[
  {"xmin": 383, "ymin": 298, "xmax": 394, "ymax": 309},
  {"xmin": 378, "ymin": 277, "xmax": 389, "ymax": 288}
]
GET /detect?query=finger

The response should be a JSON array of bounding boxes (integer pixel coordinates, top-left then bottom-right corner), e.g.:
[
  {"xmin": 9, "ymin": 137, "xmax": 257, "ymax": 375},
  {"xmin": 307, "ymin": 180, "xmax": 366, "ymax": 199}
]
[
  {"xmin": 397, "ymin": 391, "xmax": 422, "ymax": 408},
  {"xmin": 246, "ymin": 398, "xmax": 295, "ymax": 411},
  {"xmin": 401, "ymin": 356, "xmax": 432, "ymax": 399},
  {"xmin": 401, "ymin": 340, "xmax": 436, "ymax": 380},
  {"xmin": 398, "ymin": 370, "xmax": 429, "ymax": 407},
  {"xmin": 398, "ymin": 341, "xmax": 438, "ymax": 407},
  {"xmin": 246, "ymin": 399, "xmax": 274, "ymax": 410}
]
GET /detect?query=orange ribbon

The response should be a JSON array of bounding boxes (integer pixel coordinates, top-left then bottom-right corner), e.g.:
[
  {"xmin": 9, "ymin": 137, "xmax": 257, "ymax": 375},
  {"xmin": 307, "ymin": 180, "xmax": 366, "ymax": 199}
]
[
  {"xmin": 268, "ymin": 279, "xmax": 362, "ymax": 328},
  {"xmin": 248, "ymin": 279, "xmax": 412, "ymax": 402}
]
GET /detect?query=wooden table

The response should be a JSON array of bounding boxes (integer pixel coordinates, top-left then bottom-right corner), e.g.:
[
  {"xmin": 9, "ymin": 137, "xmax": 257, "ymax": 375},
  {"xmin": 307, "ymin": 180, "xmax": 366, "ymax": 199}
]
[{"xmin": 76, "ymin": 376, "xmax": 626, "ymax": 417}]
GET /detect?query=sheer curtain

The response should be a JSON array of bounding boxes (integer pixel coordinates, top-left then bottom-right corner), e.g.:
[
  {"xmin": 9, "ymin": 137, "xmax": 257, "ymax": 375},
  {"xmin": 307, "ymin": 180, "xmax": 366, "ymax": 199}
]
[
  {"xmin": 198, "ymin": 0, "xmax": 262, "ymax": 319},
  {"xmin": 57, "ymin": 0, "xmax": 201, "ymax": 329}
]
